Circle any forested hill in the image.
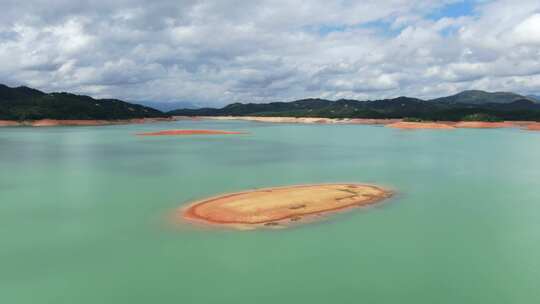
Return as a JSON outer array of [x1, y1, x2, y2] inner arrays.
[[169, 91, 540, 122], [2, 84, 538, 122], [429, 90, 531, 104], [0, 84, 167, 120]]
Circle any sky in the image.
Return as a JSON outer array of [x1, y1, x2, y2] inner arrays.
[[1, 0, 539, 107]]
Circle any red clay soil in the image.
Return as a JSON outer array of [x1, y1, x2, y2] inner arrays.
[[526, 123, 540, 131], [348, 118, 400, 125], [387, 121, 455, 130], [137, 129, 247, 136], [0, 120, 21, 127], [30, 119, 111, 126], [454, 121, 516, 129]]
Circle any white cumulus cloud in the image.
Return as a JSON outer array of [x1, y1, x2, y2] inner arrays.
[[0, 0, 539, 107]]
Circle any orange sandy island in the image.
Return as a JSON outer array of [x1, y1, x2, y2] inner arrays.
[[137, 129, 247, 136], [180, 184, 392, 229]]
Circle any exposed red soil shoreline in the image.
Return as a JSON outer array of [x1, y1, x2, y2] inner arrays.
[[3, 116, 540, 131], [0, 117, 174, 127], [194, 116, 540, 130], [386, 120, 540, 130], [526, 123, 540, 131], [184, 116, 400, 125], [0, 120, 21, 127], [180, 184, 392, 230], [387, 121, 455, 129], [137, 129, 247, 136], [453, 121, 516, 128]]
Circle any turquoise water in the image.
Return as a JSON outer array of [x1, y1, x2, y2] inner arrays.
[[1, 120, 540, 304]]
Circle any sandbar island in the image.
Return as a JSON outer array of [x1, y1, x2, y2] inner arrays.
[[180, 183, 392, 229]]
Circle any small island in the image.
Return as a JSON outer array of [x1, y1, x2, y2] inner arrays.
[[180, 184, 392, 229]]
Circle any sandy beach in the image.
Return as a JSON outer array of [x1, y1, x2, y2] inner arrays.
[[0, 120, 22, 127], [387, 121, 455, 129], [526, 123, 540, 131], [180, 116, 400, 125], [453, 121, 516, 128], [181, 183, 392, 229]]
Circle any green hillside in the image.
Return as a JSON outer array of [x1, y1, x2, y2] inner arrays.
[[170, 91, 540, 122], [0, 84, 167, 120]]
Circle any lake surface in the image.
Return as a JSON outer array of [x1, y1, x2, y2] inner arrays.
[[1, 120, 540, 304]]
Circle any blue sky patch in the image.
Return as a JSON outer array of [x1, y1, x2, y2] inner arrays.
[[428, 0, 478, 20]]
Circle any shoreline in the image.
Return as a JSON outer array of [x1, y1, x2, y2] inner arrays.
[[180, 183, 393, 230], [526, 122, 540, 131], [387, 121, 455, 129], [2, 115, 539, 130], [177, 116, 540, 130], [183, 116, 401, 125], [0, 117, 175, 127]]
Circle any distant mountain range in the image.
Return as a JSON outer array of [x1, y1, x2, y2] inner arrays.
[[430, 90, 533, 104], [169, 90, 540, 121], [0, 84, 167, 120], [2, 83, 539, 122]]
